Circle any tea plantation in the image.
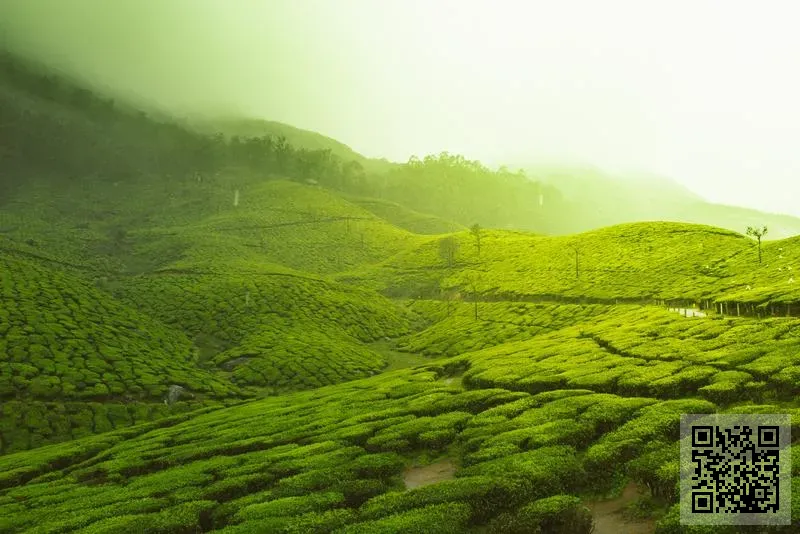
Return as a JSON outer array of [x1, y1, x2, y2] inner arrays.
[[6, 177, 800, 532], [7, 42, 800, 534]]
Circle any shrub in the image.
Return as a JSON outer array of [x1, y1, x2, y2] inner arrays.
[[488, 495, 593, 534], [234, 491, 346, 522], [359, 475, 522, 523], [335, 502, 471, 534]]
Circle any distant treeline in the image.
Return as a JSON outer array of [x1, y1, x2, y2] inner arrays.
[[0, 51, 365, 190], [380, 153, 568, 233], [0, 50, 571, 232]]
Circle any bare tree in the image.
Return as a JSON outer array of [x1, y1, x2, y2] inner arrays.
[[746, 226, 768, 264], [470, 223, 483, 256], [464, 272, 481, 321], [441, 286, 461, 317], [439, 236, 459, 268]]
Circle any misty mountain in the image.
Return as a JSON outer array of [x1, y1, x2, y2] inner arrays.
[[522, 165, 800, 238], [3, 47, 800, 240]]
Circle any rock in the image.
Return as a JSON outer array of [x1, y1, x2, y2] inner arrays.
[[165, 384, 186, 406]]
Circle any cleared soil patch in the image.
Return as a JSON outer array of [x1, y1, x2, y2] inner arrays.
[[669, 307, 706, 317], [403, 458, 457, 489], [586, 482, 656, 534]]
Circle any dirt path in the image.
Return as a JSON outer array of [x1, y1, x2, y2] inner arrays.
[[402, 458, 457, 489], [586, 482, 656, 534], [368, 340, 431, 372]]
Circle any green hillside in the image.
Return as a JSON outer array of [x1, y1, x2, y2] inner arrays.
[[342, 196, 465, 235], [338, 222, 753, 301], [4, 47, 800, 534]]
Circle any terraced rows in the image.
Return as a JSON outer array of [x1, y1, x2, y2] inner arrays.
[[163, 180, 424, 275], [113, 272, 415, 389], [713, 235, 800, 305], [214, 325, 387, 390], [343, 196, 465, 235], [2, 349, 798, 533], [0, 254, 239, 402], [342, 220, 800, 321], [456, 306, 800, 404], [340, 222, 755, 300], [0, 400, 221, 455], [396, 301, 617, 357], [0, 365, 711, 533]]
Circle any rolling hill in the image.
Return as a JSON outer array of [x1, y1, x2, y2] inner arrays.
[[4, 47, 800, 534]]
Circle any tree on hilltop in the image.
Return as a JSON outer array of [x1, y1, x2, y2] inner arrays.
[[746, 226, 768, 264]]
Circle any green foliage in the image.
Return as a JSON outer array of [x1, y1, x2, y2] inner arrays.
[[336, 502, 471, 534], [380, 152, 565, 233], [345, 196, 465, 235], [488, 494, 593, 534]]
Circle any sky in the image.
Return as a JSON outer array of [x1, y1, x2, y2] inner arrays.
[[1, 0, 800, 216]]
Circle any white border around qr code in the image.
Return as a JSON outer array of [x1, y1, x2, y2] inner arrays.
[[680, 413, 792, 526]]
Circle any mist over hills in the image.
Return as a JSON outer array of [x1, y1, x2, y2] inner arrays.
[[6, 33, 800, 534], [188, 113, 800, 238], [1, 26, 799, 238]]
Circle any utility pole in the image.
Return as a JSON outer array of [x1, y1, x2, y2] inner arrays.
[[569, 245, 580, 279]]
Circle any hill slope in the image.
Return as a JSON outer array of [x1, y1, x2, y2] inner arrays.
[[338, 221, 753, 301], [4, 302, 800, 532], [5, 48, 800, 534]]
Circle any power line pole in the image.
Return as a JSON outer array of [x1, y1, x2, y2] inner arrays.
[[569, 245, 580, 279]]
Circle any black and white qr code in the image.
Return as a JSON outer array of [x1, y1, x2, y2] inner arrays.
[[680, 414, 791, 526], [691, 424, 779, 513]]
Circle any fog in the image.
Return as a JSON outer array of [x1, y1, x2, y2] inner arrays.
[[2, 0, 800, 216]]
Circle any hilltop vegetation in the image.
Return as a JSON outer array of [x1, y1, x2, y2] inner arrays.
[[187, 117, 396, 176], [339, 222, 750, 300], [340, 220, 800, 316]]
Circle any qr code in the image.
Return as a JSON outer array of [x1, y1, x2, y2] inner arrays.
[[680, 414, 791, 526]]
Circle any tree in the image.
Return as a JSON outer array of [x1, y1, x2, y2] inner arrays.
[[342, 160, 366, 190], [439, 236, 459, 268], [464, 271, 481, 321], [470, 223, 483, 256], [441, 286, 460, 317], [746, 226, 768, 264]]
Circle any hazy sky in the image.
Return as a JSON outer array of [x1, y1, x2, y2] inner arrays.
[[2, 1, 800, 216]]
